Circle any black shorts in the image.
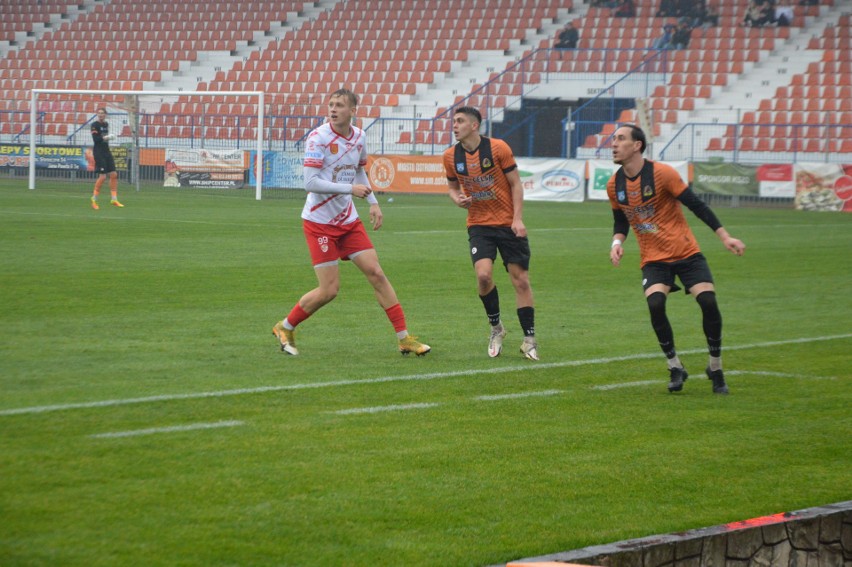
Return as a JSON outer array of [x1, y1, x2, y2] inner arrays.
[[94, 147, 116, 174], [467, 225, 531, 271], [641, 253, 714, 294]]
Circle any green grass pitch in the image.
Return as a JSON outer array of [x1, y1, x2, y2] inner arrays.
[[1, 180, 850, 566]]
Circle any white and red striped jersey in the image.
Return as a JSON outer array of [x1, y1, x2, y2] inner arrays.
[[301, 122, 369, 226]]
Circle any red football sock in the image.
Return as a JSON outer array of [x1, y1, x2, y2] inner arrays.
[[285, 303, 311, 329], [384, 303, 407, 334]]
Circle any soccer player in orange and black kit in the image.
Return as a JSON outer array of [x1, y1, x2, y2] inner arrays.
[[90, 107, 123, 209], [443, 107, 538, 361], [607, 125, 745, 394]]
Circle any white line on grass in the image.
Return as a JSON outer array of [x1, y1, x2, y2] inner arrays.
[[335, 390, 564, 416], [726, 370, 837, 380], [89, 420, 244, 439], [474, 389, 564, 401], [326, 368, 837, 417], [326, 364, 842, 416], [589, 371, 836, 391], [591, 381, 659, 391], [333, 403, 441, 415], [2, 333, 849, 417]]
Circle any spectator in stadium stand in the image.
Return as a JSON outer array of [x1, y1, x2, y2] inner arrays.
[[271, 88, 430, 358], [606, 125, 746, 395], [672, 20, 693, 49], [681, 0, 708, 28], [651, 22, 676, 49], [701, 1, 721, 28], [743, 0, 774, 27], [613, 0, 636, 17], [89, 107, 123, 209], [656, 0, 677, 17], [676, 0, 695, 16], [775, 2, 794, 26], [555, 20, 579, 49], [658, 0, 687, 17], [443, 107, 539, 361]]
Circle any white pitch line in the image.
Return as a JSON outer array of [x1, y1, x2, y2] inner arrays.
[[590, 371, 836, 391], [335, 391, 564, 416], [726, 370, 837, 380], [316, 365, 842, 416], [333, 403, 440, 415], [89, 420, 244, 439], [591, 380, 659, 391], [475, 389, 564, 401], [2, 333, 849, 417]]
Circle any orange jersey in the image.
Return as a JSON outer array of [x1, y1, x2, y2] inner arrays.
[[607, 160, 701, 266], [443, 137, 517, 227]]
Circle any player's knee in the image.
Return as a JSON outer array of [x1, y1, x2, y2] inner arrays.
[[511, 275, 531, 295], [508, 265, 529, 286], [476, 273, 494, 293], [646, 291, 667, 317], [695, 291, 718, 309], [695, 291, 720, 314], [318, 284, 340, 304], [364, 265, 388, 286]]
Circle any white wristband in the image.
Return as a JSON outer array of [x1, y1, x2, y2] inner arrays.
[[611, 238, 623, 249]]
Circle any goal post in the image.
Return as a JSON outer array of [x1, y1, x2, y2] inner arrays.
[[28, 89, 266, 199]]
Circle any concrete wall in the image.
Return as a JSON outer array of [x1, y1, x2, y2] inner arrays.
[[504, 500, 852, 567]]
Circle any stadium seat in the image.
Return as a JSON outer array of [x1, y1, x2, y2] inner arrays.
[[803, 139, 825, 153], [739, 138, 756, 151], [772, 139, 790, 152], [706, 138, 733, 151]]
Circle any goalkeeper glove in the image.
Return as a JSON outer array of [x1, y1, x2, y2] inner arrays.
[[103, 134, 115, 141]]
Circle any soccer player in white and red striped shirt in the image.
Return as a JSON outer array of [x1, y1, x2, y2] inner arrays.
[[272, 89, 430, 357]]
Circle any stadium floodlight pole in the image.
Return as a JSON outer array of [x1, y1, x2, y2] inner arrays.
[[29, 89, 264, 198]]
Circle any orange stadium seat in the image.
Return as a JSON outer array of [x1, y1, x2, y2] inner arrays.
[[772, 138, 791, 152], [739, 138, 756, 152]]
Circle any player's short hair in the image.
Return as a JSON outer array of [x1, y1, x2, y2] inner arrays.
[[454, 106, 482, 127], [96, 107, 107, 114], [623, 124, 647, 153], [330, 88, 358, 108]]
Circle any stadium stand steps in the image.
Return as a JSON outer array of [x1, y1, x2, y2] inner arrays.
[[572, 0, 851, 161], [701, 10, 852, 161]]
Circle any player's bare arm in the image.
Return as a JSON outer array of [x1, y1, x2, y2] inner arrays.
[[368, 203, 383, 230], [610, 232, 628, 267], [716, 227, 746, 256], [448, 179, 472, 209], [506, 169, 526, 237], [609, 208, 630, 267]]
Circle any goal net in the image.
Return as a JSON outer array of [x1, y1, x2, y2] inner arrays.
[[24, 89, 310, 199]]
